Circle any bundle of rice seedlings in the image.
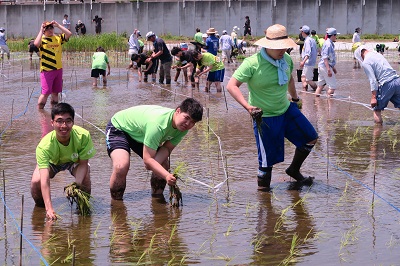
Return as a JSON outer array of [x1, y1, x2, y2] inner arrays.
[[169, 174, 183, 208], [250, 107, 263, 134], [64, 182, 93, 216]]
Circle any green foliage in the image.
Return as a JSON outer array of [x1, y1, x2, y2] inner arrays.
[[63, 32, 128, 52]]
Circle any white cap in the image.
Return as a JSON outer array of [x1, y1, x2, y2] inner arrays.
[[202, 33, 208, 38]]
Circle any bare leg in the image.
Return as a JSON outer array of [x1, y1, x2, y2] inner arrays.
[[215, 81, 222, 92], [31, 165, 45, 206], [92, 77, 97, 86], [373, 110, 383, 124], [301, 76, 308, 91], [315, 85, 324, 97], [102, 75, 107, 85], [109, 149, 130, 200], [37, 94, 49, 109]]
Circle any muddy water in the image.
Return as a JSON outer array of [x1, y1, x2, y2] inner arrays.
[[0, 50, 400, 265]]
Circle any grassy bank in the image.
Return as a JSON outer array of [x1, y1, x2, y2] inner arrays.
[[6, 32, 399, 52]]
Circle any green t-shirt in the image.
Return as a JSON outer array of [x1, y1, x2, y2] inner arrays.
[[36, 125, 96, 169], [197, 52, 224, 72], [194, 32, 203, 44], [311, 35, 321, 48], [232, 52, 293, 117], [111, 105, 188, 150], [138, 39, 144, 47], [92, 51, 109, 70]]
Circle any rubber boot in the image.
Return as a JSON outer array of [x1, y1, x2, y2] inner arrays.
[[285, 147, 314, 185], [144, 75, 148, 82], [166, 79, 171, 85], [257, 167, 272, 191]]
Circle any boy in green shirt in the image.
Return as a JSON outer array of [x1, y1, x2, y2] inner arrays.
[[91, 46, 111, 86], [194, 52, 225, 92], [106, 98, 203, 200], [31, 103, 96, 221]]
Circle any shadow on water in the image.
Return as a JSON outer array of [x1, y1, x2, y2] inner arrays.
[[1, 50, 400, 264]]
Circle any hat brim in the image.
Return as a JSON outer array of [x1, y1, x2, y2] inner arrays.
[[206, 31, 217, 34], [254, 37, 297, 49]]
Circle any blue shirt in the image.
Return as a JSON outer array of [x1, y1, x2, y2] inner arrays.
[[206, 35, 219, 55], [362, 51, 399, 91], [0, 32, 7, 46], [318, 38, 336, 68], [301, 36, 317, 66]]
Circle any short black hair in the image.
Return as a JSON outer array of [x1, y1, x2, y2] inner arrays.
[[171, 46, 182, 56], [196, 28, 200, 32], [51, 103, 75, 120], [96, 46, 105, 52], [311, 30, 316, 35], [177, 98, 203, 122], [131, 53, 141, 61]]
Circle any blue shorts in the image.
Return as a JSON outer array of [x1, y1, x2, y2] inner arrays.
[[254, 102, 318, 167], [376, 77, 400, 111], [207, 69, 225, 82]]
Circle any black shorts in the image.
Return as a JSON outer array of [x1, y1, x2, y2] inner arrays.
[[91, 68, 106, 78], [244, 28, 252, 36], [105, 121, 143, 158], [29, 44, 39, 53]]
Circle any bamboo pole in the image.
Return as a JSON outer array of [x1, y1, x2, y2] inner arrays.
[[19, 194, 24, 266]]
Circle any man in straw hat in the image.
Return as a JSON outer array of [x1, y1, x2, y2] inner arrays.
[[354, 44, 400, 124], [227, 24, 318, 191], [205, 28, 219, 56]]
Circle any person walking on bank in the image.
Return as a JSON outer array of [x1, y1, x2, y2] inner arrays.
[[226, 24, 318, 191], [105, 98, 203, 200], [243, 16, 252, 41], [34, 21, 72, 109], [62, 14, 71, 31], [352, 27, 362, 68], [299, 25, 317, 91], [92, 15, 103, 34], [354, 45, 400, 124], [315, 28, 339, 97], [31, 103, 96, 221], [75, 20, 87, 36], [146, 31, 173, 85]]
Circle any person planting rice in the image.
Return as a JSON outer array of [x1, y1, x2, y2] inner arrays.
[[31, 103, 96, 221], [105, 98, 203, 200], [354, 45, 400, 124], [226, 24, 318, 191], [91, 46, 111, 87]]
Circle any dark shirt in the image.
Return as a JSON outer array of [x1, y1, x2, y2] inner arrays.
[[133, 53, 149, 68], [244, 19, 251, 30], [75, 23, 86, 35], [93, 17, 103, 27], [153, 38, 172, 63]]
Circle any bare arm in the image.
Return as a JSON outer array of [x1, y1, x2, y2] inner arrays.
[[52, 20, 72, 40], [287, 75, 299, 100], [74, 159, 89, 186], [142, 141, 176, 186], [226, 77, 257, 113], [39, 168, 57, 220], [34, 22, 46, 48]]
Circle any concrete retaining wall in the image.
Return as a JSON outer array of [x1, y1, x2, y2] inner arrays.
[[1, 0, 399, 38]]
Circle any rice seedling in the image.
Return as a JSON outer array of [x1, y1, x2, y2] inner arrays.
[[279, 233, 302, 265], [223, 221, 234, 237], [251, 234, 268, 254], [64, 182, 93, 216], [168, 224, 177, 245], [339, 222, 364, 261], [93, 221, 101, 238], [385, 234, 399, 249]]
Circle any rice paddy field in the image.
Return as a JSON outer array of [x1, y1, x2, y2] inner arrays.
[[0, 44, 400, 265]]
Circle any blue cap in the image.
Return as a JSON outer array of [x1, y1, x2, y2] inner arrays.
[[301, 25, 310, 34], [326, 28, 340, 35]]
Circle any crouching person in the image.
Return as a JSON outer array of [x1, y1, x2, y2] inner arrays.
[[31, 103, 96, 220], [106, 98, 203, 200]]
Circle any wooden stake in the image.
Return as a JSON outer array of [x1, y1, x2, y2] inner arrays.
[[19, 194, 24, 266], [72, 245, 76, 266], [3, 170, 5, 221]]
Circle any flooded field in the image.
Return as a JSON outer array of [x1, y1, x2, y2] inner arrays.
[[0, 47, 400, 265]]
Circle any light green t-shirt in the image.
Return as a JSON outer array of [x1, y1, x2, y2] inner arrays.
[[194, 32, 203, 44], [36, 125, 96, 169], [92, 51, 109, 70], [232, 52, 293, 117], [138, 39, 144, 48], [111, 105, 188, 150], [197, 52, 224, 72]]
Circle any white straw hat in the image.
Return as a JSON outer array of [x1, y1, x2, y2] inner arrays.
[[254, 24, 297, 49]]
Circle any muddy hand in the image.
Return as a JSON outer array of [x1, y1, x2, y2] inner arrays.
[[250, 107, 263, 121], [293, 99, 302, 109], [166, 173, 176, 186]]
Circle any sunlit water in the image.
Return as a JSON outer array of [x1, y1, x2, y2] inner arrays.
[[0, 49, 400, 265]]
